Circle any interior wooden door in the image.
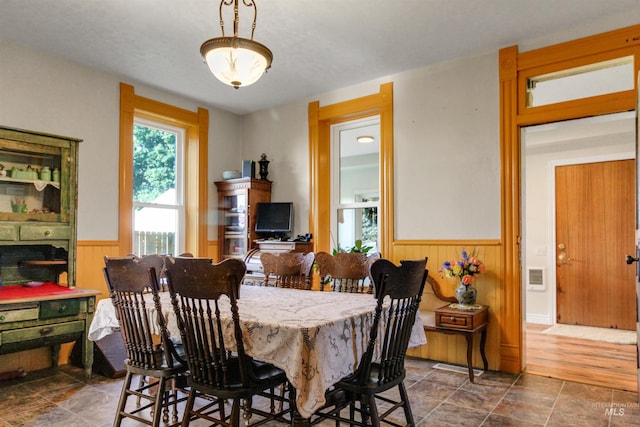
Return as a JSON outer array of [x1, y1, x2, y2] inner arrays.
[[555, 159, 635, 329]]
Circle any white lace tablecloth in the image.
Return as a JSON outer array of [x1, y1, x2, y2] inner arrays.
[[89, 286, 426, 418]]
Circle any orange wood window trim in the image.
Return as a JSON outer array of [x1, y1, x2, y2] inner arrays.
[[517, 46, 639, 123], [308, 83, 393, 256], [499, 23, 640, 374], [118, 83, 209, 256]]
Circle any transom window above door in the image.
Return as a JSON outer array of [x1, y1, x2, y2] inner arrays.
[[526, 56, 634, 107]]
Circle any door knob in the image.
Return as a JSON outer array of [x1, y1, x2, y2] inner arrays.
[[557, 252, 572, 264], [626, 255, 639, 264]]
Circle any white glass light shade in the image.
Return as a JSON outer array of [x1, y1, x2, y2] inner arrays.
[[201, 37, 273, 89], [357, 135, 374, 143]]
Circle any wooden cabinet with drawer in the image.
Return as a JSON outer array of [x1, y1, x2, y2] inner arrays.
[[0, 290, 100, 378], [435, 304, 488, 330], [0, 127, 99, 378], [424, 304, 489, 383]]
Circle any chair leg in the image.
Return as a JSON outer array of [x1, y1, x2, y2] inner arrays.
[[137, 375, 147, 407], [241, 397, 254, 425], [277, 383, 286, 413], [230, 399, 241, 426], [113, 371, 134, 427], [151, 377, 168, 427], [162, 389, 171, 424], [219, 397, 227, 423], [162, 377, 180, 425], [272, 385, 278, 413], [170, 381, 180, 425], [181, 390, 197, 427], [349, 400, 356, 426], [398, 382, 415, 426], [365, 394, 380, 427]]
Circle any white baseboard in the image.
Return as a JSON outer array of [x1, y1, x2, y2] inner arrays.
[[433, 363, 483, 377], [526, 313, 552, 325]]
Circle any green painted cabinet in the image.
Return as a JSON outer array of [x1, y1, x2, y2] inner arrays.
[[0, 291, 100, 378], [0, 126, 98, 378], [0, 126, 79, 287]]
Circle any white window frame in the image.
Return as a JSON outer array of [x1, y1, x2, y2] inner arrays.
[[132, 118, 186, 255], [330, 116, 380, 252]]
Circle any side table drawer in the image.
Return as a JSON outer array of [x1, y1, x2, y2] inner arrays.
[[434, 305, 488, 331], [436, 312, 472, 329]]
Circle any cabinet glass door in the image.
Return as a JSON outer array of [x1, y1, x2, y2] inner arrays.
[[0, 142, 64, 222], [223, 193, 247, 258]]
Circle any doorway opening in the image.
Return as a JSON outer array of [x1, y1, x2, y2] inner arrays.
[[521, 112, 637, 390]]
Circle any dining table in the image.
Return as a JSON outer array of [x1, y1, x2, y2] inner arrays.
[[88, 285, 426, 421]]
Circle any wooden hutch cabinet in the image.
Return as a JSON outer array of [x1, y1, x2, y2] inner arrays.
[[215, 178, 271, 261], [0, 126, 99, 378]]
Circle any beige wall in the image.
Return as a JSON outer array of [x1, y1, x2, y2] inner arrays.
[[240, 52, 501, 239], [1, 15, 635, 243], [0, 38, 242, 242], [1, 14, 638, 373]]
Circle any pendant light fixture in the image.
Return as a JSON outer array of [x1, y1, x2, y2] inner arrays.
[[200, 0, 273, 89]]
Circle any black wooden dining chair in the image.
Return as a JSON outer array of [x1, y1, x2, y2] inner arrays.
[[164, 256, 292, 427], [311, 257, 428, 426], [315, 251, 380, 293], [103, 255, 189, 427], [126, 253, 193, 291], [132, 253, 168, 290]]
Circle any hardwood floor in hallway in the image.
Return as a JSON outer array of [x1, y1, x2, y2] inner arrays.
[[525, 323, 637, 392]]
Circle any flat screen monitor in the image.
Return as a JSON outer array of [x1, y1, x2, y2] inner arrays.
[[254, 202, 293, 237]]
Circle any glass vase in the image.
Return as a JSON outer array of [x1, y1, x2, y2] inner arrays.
[[455, 282, 477, 306]]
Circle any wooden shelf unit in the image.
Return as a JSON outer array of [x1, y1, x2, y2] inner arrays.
[[214, 178, 272, 261]]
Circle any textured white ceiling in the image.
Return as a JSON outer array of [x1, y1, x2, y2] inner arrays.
[[0, 0, 638, 115]]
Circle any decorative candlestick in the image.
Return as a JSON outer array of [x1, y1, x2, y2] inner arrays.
[[258, 153, 270, 180]]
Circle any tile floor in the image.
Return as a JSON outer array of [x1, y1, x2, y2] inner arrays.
[[0, 358, 638, 426]]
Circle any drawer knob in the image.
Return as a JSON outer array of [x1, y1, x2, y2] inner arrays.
[[58, 305, 67, 313], [450, 316, 456, 322], [40, 327, 53, 336], [44, 230, 51, 236], [0, 314, 5, 322]]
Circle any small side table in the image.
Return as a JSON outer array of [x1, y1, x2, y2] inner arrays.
[[424, 304, 489, 383]]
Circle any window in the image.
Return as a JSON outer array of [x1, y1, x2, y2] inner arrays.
[[132, 119, 185, 255], [526, 56, 634, 107], [119, 83, 209, 257], [331, 117, 380, 253]]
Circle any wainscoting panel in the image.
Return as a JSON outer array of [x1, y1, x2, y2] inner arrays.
[[0, 240, 505, 375], [394, 241, 501, 371]]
